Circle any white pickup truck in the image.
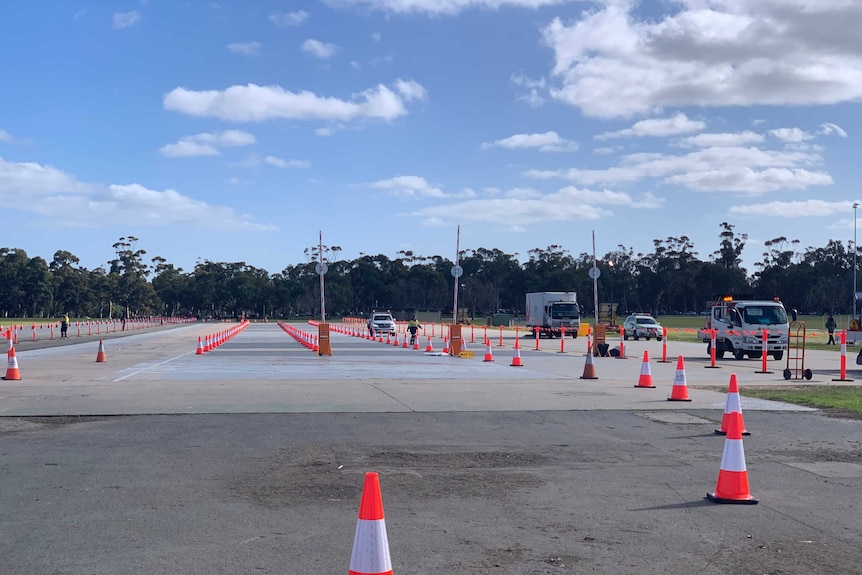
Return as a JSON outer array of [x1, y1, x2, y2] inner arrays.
[[367, 312, 397, 337], [696, 297, 789, 360]]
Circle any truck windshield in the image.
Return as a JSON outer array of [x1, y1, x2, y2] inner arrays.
[[742, 306, 788, 325], [550, 303, 579, 319]]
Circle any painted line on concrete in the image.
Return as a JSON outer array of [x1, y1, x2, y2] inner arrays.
[[112, 351, 197, 382]]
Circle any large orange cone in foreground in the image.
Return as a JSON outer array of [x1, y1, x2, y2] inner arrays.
[[706, 411, 758, 504], [96, 340, 107, 363], [196, 337, 205, 355], [3, 346, 21, 380], [667, 355, 691, 401], [348, 472, 393, 575], [716, 374, 750, 436], [634, 350, 655, 388], [579, 351, 598, 379]]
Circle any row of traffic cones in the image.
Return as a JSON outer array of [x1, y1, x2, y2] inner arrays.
[[196, 321, 250, 354]]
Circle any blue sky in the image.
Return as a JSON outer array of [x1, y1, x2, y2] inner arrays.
[[2, 0, 861, 275]]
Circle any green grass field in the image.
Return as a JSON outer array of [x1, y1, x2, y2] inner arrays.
[[741, 386, 862, 418]]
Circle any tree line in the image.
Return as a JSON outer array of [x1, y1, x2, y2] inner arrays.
[[0, 224, 856, 320]]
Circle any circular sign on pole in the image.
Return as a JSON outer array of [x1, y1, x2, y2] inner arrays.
[[451, 265, 464, 278], [588, 266, 601, 280], [315, 262, 328, 276]]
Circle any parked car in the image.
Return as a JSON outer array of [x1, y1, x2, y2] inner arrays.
[[623, 314, 663, 340]]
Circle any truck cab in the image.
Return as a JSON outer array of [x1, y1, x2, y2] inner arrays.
[[697, 296, 789, 360]]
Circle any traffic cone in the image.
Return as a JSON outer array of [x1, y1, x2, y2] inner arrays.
[[442, 336, 449, 355], [635, 350, 655, 388], [580, 351, 598, 379], [4, 346, 21, 380], [510, 338, 523, 367], [483, 339, 494, 362], [348, 472, 393, 575], [196, 336, 205, 355], [667, 355, 691, 401], [413, 334, 420, 350], [95, 340, 107, 363], [716, 374, 750, 436], [402, 334, 409, 348], [425, 336, 433, 353], [385, 333, 392, 345], [706, 411, 758, 504]]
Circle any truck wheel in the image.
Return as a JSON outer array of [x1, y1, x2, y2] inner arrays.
[[733, 347, 744, 360], [771, 351, 784, 361], [657, 337, 663, 341], [633, 334, 639, 341]]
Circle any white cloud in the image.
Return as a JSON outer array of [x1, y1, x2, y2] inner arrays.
[[393, 79, 427, 101], [160, 130, 256, 158], [264, 156, 311, 169], [350, 60, 361, 69], [678, 131, 765, 148], [269, 10, 309, 27], [596, 113, 705, 140], [112, 11, 141, 30], [542, 2, 862, 118], [0, 156, 274, 230], [481, 131, 578, 152], [323, 0, 579, 15], [301, 39, 339, 59], [371, 32, 382, 42], [0, 129, 12, 143], [163, 80, 426, 124], [367, 175, 447, 198], [511, 72, 546, 90], [818, 122, 848, 138], [769, 127, 813, 143], [593, 147, 615, 155], [516, 89, 545, 108], [228, 42, 262, 56], [411, 184, 661, 227], [525, 145, 833, 194], [730, 199, 853, 218]]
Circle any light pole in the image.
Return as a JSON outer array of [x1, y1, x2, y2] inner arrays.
[[854, 202, 859, 320]]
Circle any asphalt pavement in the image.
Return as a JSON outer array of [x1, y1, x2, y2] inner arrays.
[[0, 323, 860, 574]]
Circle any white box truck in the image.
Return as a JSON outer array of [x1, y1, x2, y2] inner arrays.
[[696, 295, 789, 360], [526, 292, 581, 338]]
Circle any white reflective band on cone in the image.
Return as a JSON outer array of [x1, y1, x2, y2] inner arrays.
[[725, 393, 741, 413], [349, 518, 392, 574], [719, 439, 748, 472]]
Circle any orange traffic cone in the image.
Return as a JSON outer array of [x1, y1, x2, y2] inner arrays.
[[392, 332, 399, 347], [196, 336, 205, 355], [96, 340, 107, 363], [635, 350, 655, 388], [402, 334, 409, 348], [413, 334, 420, 350], [706, 411, 758, 504], [348, 472, 393, 575], [667, 355, 691, 401], [580, 351, 598, 379], [425, 336, 433, 353], [3, 346, 21, 380], [716, 374, 750, 436], [483, 339, 494, 362], [442, 336, 449, 355], [510, 338, 523, 367], [385, 333, 392, 345]]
